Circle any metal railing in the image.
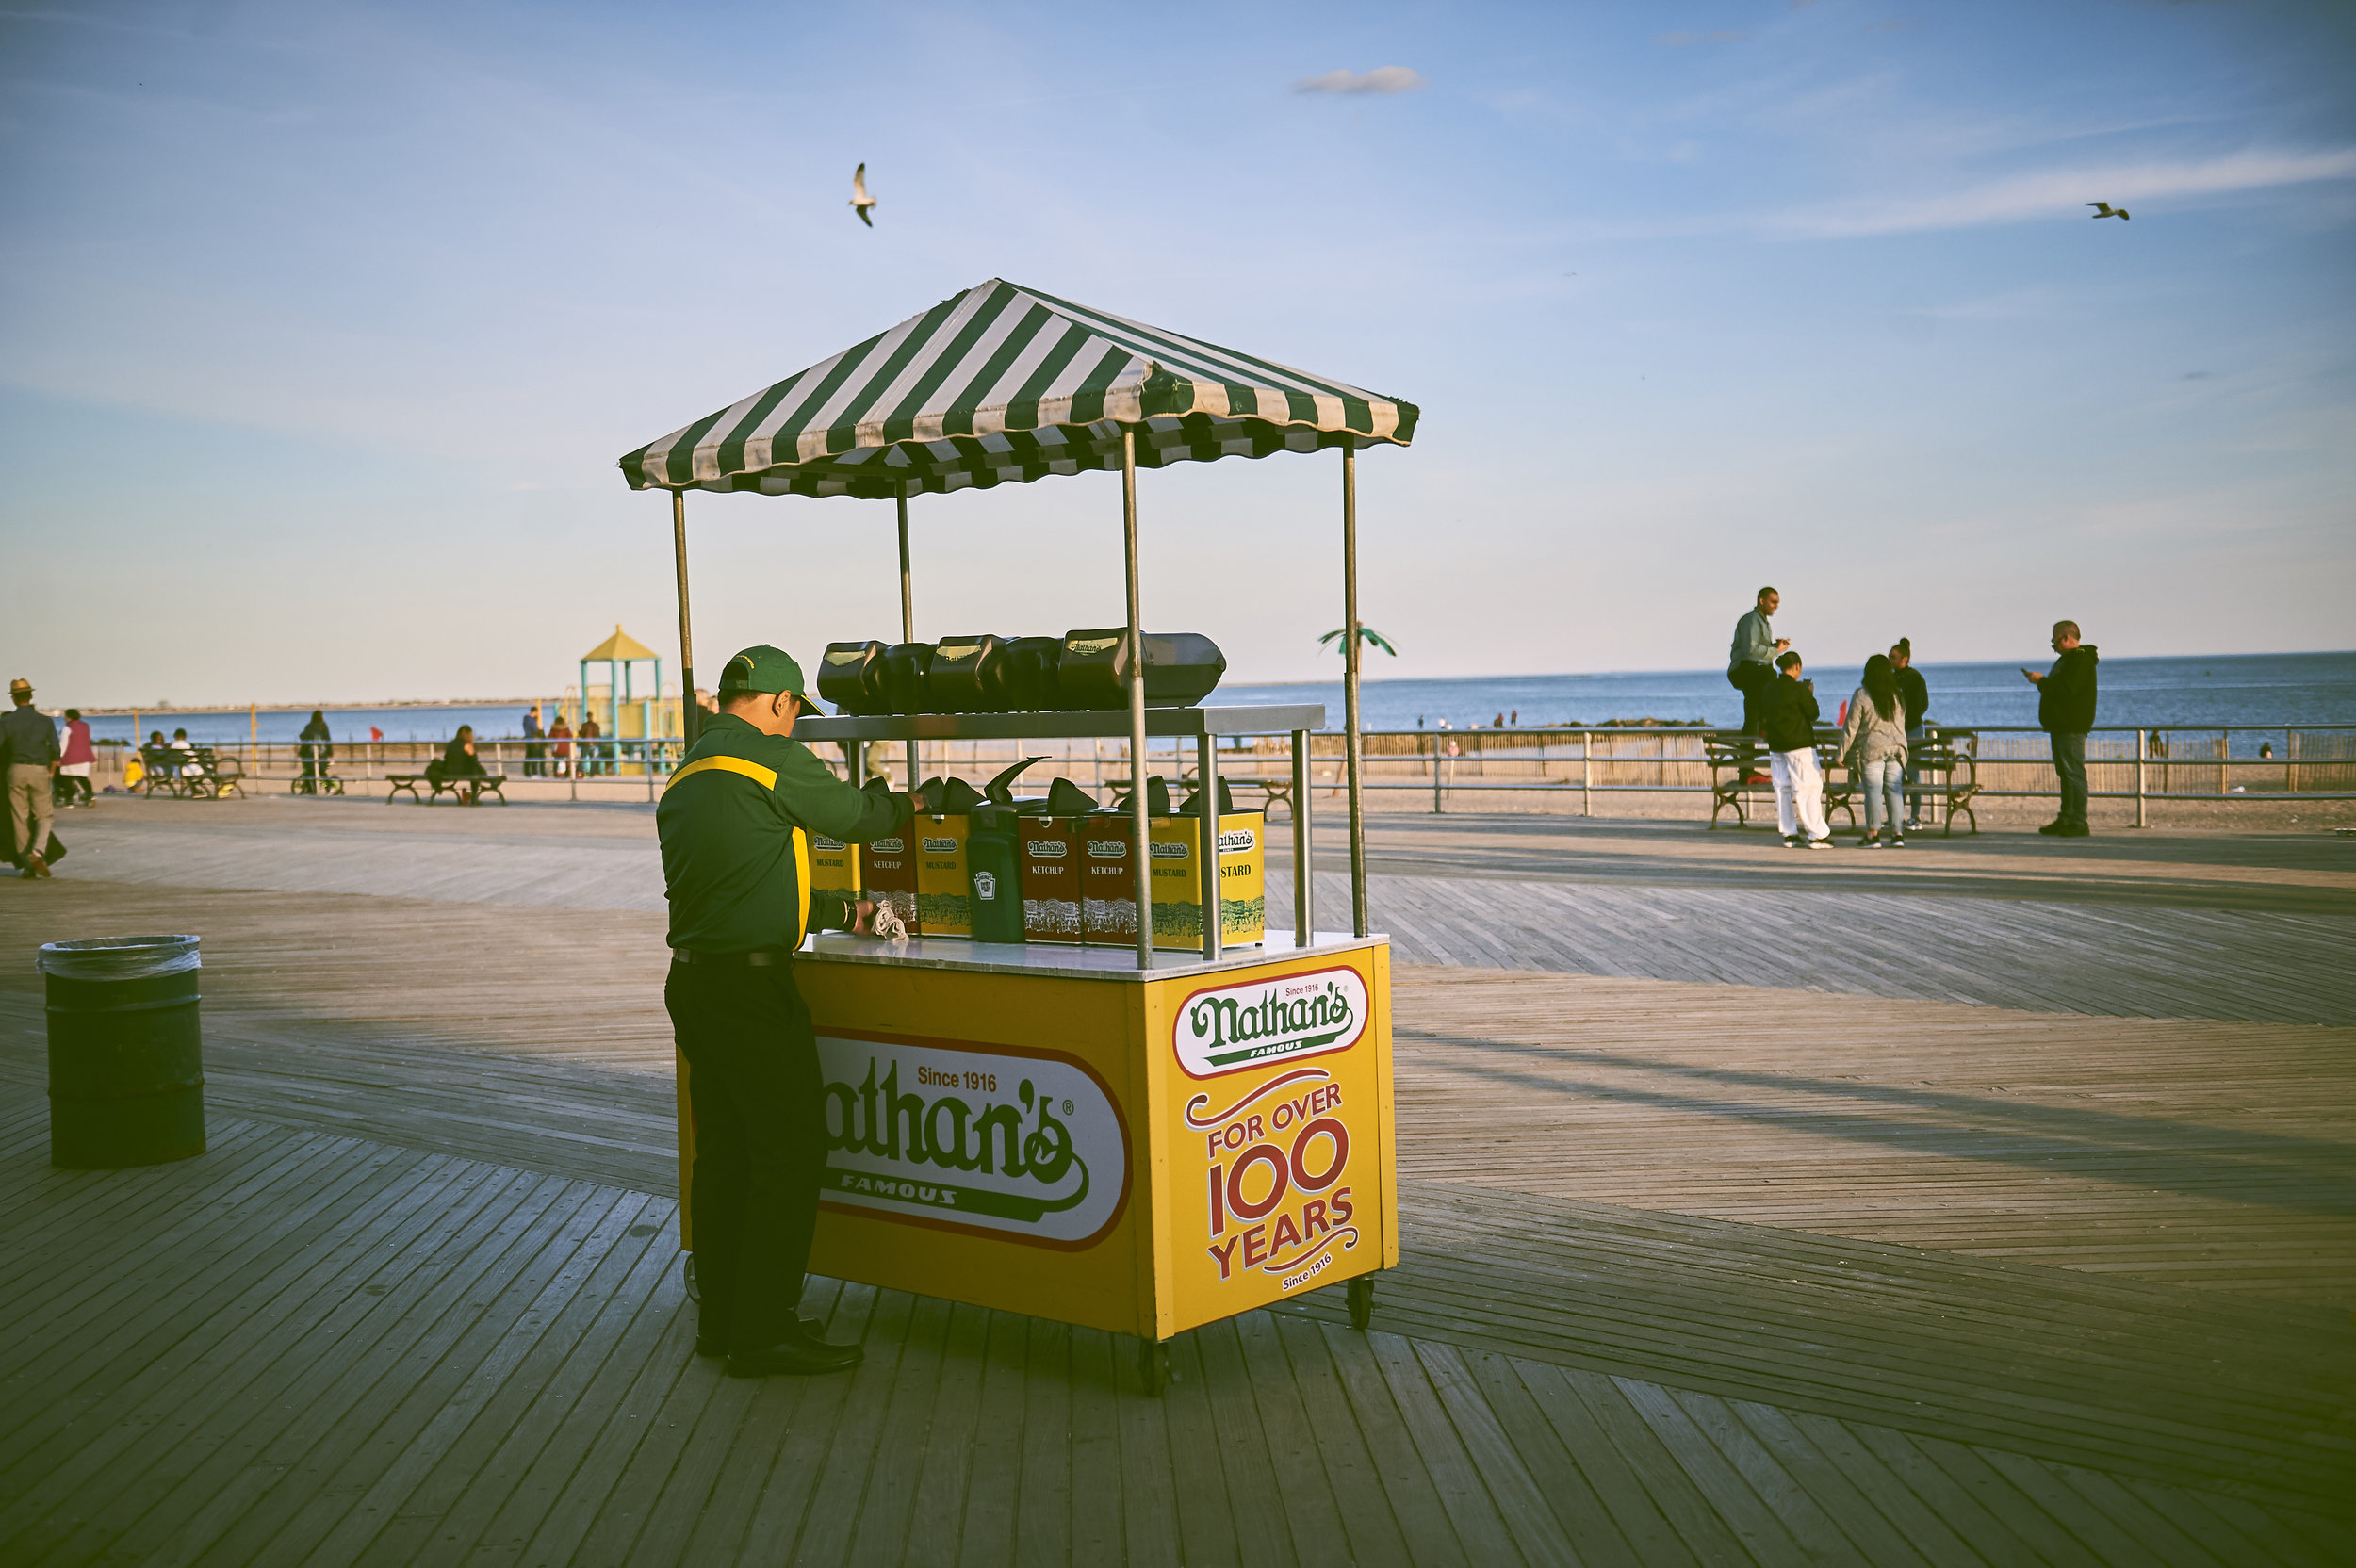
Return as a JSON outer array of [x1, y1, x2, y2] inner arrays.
[[100, 723, 2356, 819]]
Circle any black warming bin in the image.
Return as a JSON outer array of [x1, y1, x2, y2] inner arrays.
[[1055, 629, 1227, 710], [817, 641, 890, 715]]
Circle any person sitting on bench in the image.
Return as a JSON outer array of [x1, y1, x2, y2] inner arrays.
[[434, 725, 491, 806]]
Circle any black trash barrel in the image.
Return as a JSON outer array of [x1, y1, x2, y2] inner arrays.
[[41, 934, 205, 1168]]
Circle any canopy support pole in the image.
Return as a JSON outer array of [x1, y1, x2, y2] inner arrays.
[[1122, 428, 1153, 972], [899, 486, 918, 792], [1343, 445, 1367, 939], [672, 489, 698, 751]]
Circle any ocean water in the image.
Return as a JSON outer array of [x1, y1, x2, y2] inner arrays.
[[1223, 650, 2356, 739], [65, 650, 2356, 751]]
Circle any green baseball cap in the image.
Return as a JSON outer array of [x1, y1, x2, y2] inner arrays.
[[715, 645, 810, 700]]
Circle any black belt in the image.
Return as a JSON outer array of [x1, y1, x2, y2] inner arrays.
[[671, 948, 789, 967]]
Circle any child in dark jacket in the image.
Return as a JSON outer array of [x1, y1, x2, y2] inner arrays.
[[1765, 653, 1832, 848]]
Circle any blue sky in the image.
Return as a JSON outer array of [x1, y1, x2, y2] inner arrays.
[[2, 0, 2349, 707]]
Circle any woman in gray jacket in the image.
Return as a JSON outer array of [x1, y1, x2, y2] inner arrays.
[[1840, 654, 1910, 846]]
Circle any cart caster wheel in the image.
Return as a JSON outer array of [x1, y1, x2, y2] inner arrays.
[[1138, 1338, 1171, 1396], [682, 1252, 699, 1304], [1347, 1276, 1373, 1332]]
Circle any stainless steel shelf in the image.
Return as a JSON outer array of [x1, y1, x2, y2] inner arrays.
[[793, 704, 1326, 742]]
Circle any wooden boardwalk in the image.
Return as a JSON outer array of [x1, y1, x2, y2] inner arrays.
[[0, 806, 2350, 1563], [40, 796, 2356, 1021]]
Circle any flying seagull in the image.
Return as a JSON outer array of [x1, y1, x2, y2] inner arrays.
[[850, 163, 876, 227], [1319, 626, 1399, 658], [2087, 202, 2129, 220]]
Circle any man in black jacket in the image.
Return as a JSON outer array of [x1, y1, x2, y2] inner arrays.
[[1762, 652, 1832, 848], [2024, 621, 2098, 836]]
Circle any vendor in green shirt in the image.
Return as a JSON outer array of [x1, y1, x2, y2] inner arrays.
[[659, 643, 910, 1379]]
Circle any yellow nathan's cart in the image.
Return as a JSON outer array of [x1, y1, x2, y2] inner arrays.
[[625, 279, 1417, 1391]]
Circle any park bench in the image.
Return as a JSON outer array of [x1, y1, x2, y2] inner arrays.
[[1909, 729, 1981, 835], [386, 771, 509, 806], [137, 745, 243, 800], [1703, 731, 1772, 828]]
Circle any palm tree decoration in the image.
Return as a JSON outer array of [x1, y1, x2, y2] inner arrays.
[[1319, 626, 1398, 659]]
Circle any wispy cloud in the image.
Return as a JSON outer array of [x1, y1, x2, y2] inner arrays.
[[1764, 148, 2356, 237], [1291, 66, 1426, 96]]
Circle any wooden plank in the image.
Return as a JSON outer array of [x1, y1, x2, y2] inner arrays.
[[1153, 1328, 1247, 1568], [1313, 1323, 1476, 1568], [1264, 1315, 1419, 1568], [1363, 1330, 1530, 1567], [842, 1291, 954, 1567], [1066, 1326, 1128, 1566], [348, 1193, 680, 1567], [727, 1282, 884, 1562], [1410, 1341, 1584, 1568], [1230, 1312, 1356, 1568], [257, 1181, 648, 1567], [949, 1304, 1033, 1568], [1013, 1315, 1074, 1568]]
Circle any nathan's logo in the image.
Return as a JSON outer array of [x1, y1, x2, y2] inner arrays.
[[922, 836, 957, 853], [811, 835, 846, 852], [1150, 841, 1186, 859], [870, 837, 905, 853], [817, 1036, 1127, 1246], [1086, 840, 1127, 858], [1217, 828, 1256, 855], [1067, 636, 1120, 656], [1026, 840, 1069, 858], [1175, 966, 1368, 1077]]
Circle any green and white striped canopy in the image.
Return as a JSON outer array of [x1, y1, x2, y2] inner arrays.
[[619, 278, 1416, 498]]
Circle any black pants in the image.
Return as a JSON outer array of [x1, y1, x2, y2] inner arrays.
[[1727, 662, 1775, 763], [665, 960, 826, 1353]]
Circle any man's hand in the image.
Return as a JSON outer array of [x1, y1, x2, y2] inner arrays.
[[849, 897, 879, 935], [1775, 639, 1791, 653], [2022, 668, 2043, 685]]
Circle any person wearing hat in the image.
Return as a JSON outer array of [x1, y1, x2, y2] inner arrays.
[[659, 644, 912, 1378], [1, 678, 61, 877]]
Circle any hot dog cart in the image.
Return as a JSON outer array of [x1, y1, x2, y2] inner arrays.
[[623, 280, 1417, 1391]]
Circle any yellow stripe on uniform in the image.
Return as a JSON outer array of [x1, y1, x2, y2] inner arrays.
[[792, 826, 810, 948], [666, 754, 778, 791], [667, 754, 811, 945]]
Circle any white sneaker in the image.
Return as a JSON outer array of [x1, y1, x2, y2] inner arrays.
[[1806, 839, 1834, 851]]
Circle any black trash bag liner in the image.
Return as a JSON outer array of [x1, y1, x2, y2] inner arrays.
[[1179, 777, 1236, 817], [882, 644, 935, 714], [983, 756, 1049, 806], [1023, 776, 1098, 817], [817, 641, 890, 715], [927, 635, 1013, 713], [1055, 629, 1227, 710], [915, 776, 986, 815], [1002, 636, 1067, 710]]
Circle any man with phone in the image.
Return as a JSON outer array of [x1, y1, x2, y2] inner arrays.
[[2023, 622, 2098, 836], [1726, 586, 1790, 779]]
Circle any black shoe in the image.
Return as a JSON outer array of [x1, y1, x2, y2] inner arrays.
[[2037, 820, 2065, 835], [2057, 822, 2091, 837], [1889, 835, 1906, 848], [726, 1333, 863, 1378]]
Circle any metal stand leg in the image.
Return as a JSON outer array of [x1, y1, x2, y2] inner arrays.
[[1138, 1336, 1171, 1396], [1347, 1275, 1373, 1331], [1292, 729, 1313, 947]]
